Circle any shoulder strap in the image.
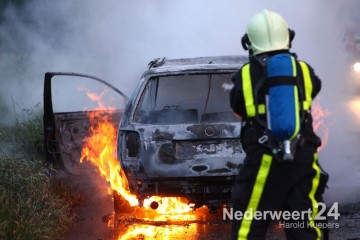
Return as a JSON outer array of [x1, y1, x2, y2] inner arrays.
[[251, 54, 270, 129]]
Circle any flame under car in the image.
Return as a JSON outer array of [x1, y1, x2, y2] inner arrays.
[[43, 56, 247, 213]]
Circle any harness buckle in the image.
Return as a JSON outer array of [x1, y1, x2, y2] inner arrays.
[[258, 135, 268, 144]]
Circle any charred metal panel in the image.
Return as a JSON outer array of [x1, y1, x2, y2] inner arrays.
[[52, 111, 122, 174], [186, 123, 237, 139], [174, 139, 242, 160], [43, 72, 127, 173], [119, 122, 244, 179], [124, 176, 236, 208]]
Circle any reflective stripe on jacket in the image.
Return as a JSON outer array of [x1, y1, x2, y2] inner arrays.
[[241, 60, 314, 118]]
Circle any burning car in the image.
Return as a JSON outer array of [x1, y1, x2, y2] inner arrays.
[[43, 56, 247, 213]]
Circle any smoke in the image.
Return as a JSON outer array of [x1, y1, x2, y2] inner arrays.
[[0, 0, 359, 202]]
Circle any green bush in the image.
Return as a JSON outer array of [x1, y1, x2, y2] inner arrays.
[[0, 154, 79, 240]]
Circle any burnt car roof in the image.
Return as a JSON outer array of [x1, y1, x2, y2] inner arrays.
[[144, 55, 248, 75]]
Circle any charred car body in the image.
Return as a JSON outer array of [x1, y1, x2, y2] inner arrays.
[[43, 56, 247, 212], [118, 56, 246, 211]]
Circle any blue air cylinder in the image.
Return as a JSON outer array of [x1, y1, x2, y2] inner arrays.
[[266, 53, 300, 142]]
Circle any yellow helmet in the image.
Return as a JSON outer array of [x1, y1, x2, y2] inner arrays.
[[242, 10, 294, 55]]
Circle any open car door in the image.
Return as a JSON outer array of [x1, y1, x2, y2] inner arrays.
[[43, 72, 128, 174]]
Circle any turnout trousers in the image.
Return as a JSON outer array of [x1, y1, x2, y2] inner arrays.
[[231, 143, 328, 240]]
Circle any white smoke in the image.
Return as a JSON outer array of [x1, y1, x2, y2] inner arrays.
[[0, 0, 359, 202]]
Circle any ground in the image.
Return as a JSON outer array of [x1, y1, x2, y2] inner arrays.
[[63, 164, 360, 240]]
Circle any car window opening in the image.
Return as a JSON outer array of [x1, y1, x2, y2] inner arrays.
[[133, 73, 238, 124]]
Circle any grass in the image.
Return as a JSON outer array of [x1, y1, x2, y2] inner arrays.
[[0, 154, 80, 240], [0, 103, 43, 155], [0, 105, 81, 240]]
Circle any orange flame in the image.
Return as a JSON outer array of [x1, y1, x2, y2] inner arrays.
[[311, 101, 332, 150], [348, 97, 360, 122], [79, 88, 194, 218], [80, 112, 138, 202], [118, 224, 199, 240]]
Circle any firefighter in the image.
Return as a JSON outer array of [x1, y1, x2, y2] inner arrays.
[[230, 10, 329, 240]]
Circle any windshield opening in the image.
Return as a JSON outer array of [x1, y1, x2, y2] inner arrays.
[[133, 73, 238, 124]]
